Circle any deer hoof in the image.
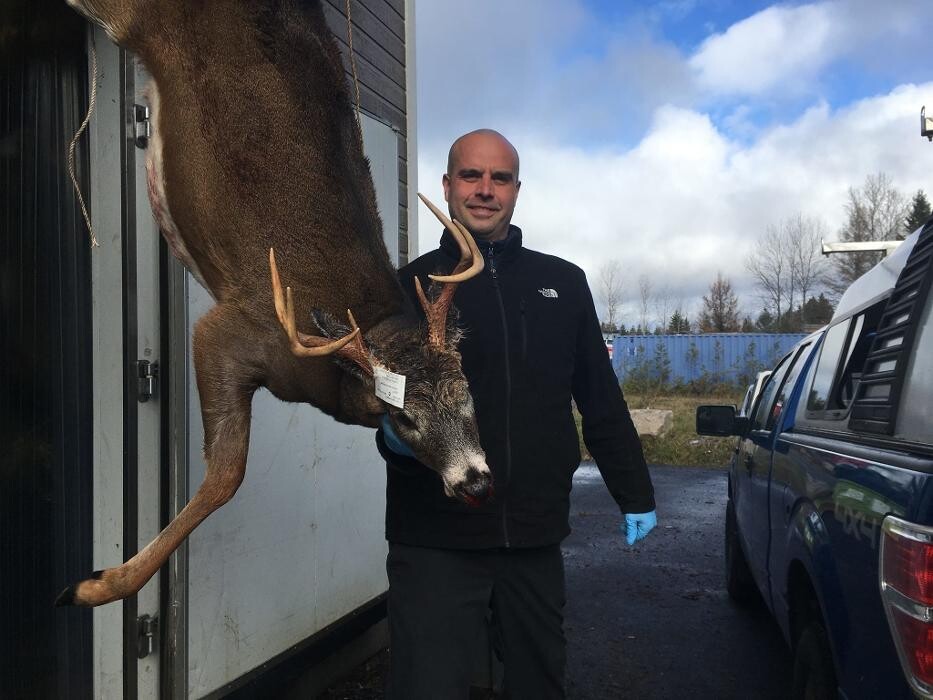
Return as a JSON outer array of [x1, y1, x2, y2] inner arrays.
[[54, 586, 76, 607], [54, 570, 111, 607]]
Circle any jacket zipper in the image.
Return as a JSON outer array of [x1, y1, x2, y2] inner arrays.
[[487, 245, 511, 548], [520, 298, 527, 361]]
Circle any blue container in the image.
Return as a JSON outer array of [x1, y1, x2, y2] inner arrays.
[[611, 333, 808, 386]]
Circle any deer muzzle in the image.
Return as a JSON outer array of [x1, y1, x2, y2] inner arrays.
[[442, 454, 493, 507]]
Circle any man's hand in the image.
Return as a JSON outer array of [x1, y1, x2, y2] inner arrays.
[[381, 414, 415, 458], [621, 510, 657, 545]]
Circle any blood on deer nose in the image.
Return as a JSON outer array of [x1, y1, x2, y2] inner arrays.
[[459, 467, 493, 507]]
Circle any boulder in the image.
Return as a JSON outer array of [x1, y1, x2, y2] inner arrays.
[[630, 409, 673, 438]]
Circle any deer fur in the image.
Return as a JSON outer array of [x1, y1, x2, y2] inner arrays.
[[57, 0, 491, 607]]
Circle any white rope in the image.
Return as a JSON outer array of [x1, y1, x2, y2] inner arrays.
[[68, 41, 99, 248], [345, 0, 362, 126]]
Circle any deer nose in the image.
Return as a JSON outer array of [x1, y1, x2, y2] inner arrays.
[[459, 467, 493, 507]]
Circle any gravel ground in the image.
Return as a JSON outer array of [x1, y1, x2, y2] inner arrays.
[[322, 464, 792, 699]]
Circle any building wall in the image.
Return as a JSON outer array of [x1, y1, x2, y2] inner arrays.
[[613, 333, 809, 386], [323, 0, 411, 265]]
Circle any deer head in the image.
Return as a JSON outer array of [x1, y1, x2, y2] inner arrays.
[[269, 194, 492, 504]]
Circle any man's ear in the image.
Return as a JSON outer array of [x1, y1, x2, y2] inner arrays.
[[310, 309, 381, 383]]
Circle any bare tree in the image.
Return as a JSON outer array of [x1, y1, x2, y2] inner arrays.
[[746, 224, 788, 326], [828, 173, 908, 298], [747, 213, 828, 329], [598, 260, 623, 331], [787, 214, 828, 326], [698, 272, 740, 332], [638, 274, 653, 333], [653, 284, 674, 334]]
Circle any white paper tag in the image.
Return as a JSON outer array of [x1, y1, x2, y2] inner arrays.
[[374, 366, 406, 408]]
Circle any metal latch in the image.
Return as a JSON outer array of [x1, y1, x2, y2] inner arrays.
[[137, 614, 158, 659], [137, 360, 159, 403], [134, 103, 150, 149]]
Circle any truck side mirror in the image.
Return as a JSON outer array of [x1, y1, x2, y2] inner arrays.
[[696, 405, 748, 436]]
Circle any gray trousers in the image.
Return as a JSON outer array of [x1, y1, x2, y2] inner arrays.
[[386, 542, 566, 700]]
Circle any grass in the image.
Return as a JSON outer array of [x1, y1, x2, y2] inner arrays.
[[576, 391, 744, 468]]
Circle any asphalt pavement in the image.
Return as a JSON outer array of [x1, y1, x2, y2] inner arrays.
[[564, 464, 791, 699], [323, 464, 793, 699]]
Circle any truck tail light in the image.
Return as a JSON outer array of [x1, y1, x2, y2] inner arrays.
[[880, 516, 933, 698]]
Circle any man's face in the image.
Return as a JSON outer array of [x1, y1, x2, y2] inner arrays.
[[443, 133, 521, 242]]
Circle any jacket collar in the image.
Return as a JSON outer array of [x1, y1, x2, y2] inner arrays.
[[439, 224, 523, 265]]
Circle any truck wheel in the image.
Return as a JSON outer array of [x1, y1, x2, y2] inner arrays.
[[792, 621, 837, 700], [725, 499, 758, 605]]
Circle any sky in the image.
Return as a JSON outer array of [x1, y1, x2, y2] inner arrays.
[[413, 0, 933, 328]]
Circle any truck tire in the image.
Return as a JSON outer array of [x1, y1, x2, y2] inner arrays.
[[792, 621, 837, 700], [725, 498, 758, 606]]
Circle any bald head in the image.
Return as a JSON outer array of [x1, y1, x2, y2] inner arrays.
[[442, 130, 522, 242], [447, 129, 520, 181]]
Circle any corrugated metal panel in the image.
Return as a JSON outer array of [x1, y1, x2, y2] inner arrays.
[[612, 333, 808, 385]]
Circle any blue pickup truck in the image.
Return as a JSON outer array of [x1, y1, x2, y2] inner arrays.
[[697, 221, 933, 699]]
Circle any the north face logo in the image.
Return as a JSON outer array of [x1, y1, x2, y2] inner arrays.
[[538, 288, 558, 298]]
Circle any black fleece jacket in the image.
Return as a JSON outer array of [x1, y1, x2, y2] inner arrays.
[[378, 225, 655, 549]]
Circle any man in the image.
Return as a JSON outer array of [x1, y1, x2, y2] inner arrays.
[[377, 129, 656, 699]]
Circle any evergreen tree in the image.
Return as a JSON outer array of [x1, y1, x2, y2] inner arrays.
[[741, 316, 755, 333], [904, 190, 932, 237], [667, 310, 691, 334], [756, 309, 775, 332], [801, 294, 834, 326]]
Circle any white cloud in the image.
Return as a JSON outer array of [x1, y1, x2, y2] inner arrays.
[[691, 4, 833, 96], [415, 0, 692, 149], [690, 0, 928, 98]]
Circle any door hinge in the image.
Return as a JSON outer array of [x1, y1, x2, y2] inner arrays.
[[134, 103, 150, 149], [137, 614, 159, 659], [137, 359, 159, 403]]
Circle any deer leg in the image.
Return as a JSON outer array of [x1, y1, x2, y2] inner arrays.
[[56, 306, 260, 607]]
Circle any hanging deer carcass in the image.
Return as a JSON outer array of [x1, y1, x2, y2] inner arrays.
[[57, 0, 492, 607]]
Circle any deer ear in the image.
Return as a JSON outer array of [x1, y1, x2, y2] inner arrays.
[[310, 309, 380, 383]]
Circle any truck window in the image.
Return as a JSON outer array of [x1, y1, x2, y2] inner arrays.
[[807, 320, 851, 412], [806, 300, 887, 419], [751, 353, 793, 431], [769, 342, 813, 431]]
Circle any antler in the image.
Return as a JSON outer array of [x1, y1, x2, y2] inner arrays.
[[414, 193, 485, 348], [269, 248, 366, 361]]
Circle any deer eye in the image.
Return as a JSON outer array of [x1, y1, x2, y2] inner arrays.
[[395, 413, 418, 431]]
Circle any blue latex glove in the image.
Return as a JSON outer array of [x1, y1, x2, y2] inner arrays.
[[622, 510, 657, 545], [381, 414, 415, 458]]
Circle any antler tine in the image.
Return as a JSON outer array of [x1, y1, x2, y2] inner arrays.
[[430, 219, 483, 282], [341, 309, 376, 376], [417, 192, 484, 283], [414, 276, 448, 348], [268, 247, 360, 357]]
